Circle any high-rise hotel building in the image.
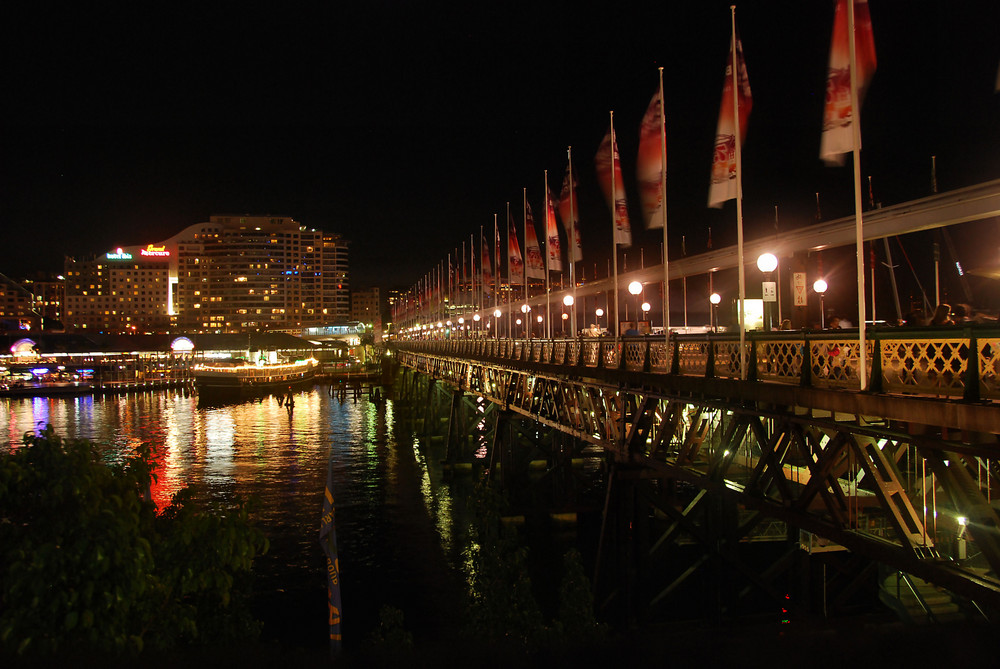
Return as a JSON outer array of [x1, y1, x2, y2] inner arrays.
[[62, 215, 349, 334], [175, 215, 349, 331]]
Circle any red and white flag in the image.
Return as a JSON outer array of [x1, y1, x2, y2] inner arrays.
[[558, 158, 583, 262], [508, 212, 524, 284], [524, 201, 545, 279], [545, 185, 563, 272], [638, 82, 666, 228], [708, 27, 752, 207], [820, 0, 876, 165], [595, 123, 632, 246]]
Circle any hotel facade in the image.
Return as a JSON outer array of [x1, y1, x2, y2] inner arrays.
[[61, 215, 350, 334]]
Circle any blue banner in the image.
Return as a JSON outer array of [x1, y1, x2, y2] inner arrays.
[[319, 454, 343, 656]]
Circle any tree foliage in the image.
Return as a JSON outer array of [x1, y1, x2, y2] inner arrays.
[[0, 426, 268, 658], [461, 473, 604, 651]]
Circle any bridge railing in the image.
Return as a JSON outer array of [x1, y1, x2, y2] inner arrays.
[[396, 324, 1000, 402]]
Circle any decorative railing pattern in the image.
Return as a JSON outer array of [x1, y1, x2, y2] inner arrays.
[[396, 325, 1000, 402]]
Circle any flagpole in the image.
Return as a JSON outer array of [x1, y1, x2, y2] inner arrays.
[[465, 232, 476, 330], [848, 0, 868, 389], [610, 111, 620, 342], [658, 66, 669, 344], [523, 188, 529, 338], [731, 5, 747, 380], [506, 202, 512, 339], [682, 236, 688, 331], [567, 146, 578, 338], [543, 171, 552, 339]]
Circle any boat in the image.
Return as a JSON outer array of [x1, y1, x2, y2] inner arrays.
[[0, 380, 94, 397], [193, 355, 318, 394]]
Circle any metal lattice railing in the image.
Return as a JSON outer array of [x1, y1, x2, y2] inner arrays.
[[398, 325, 1000, 401]]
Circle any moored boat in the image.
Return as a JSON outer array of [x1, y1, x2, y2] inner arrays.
[[193, 356, 318, 394]]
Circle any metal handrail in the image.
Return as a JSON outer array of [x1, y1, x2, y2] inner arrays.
[[395, 324, 1000, 402]]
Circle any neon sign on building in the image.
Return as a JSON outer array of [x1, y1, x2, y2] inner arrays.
[[106, 247, 133, 260], [140, 244, 171, 257]]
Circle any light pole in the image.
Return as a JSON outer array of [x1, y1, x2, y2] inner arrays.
[[628, 281, 642, 334], [596, 307, 605, 336], [757, 252, 778, 331], [641, 301, 651, 333], [493, 309, 501, 339], [813, 279, 828, 328], [563, 294, 575, 337], [458, 316, 465, 338], [521, 304, 530, 339], [536, 314, 543, 339], [710, 292, 721, 333], [473, 313, 481, 337]]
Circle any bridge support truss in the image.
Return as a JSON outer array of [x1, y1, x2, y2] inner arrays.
[[395, 344, 1000, 621]]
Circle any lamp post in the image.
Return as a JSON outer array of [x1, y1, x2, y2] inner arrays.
[[458, 316, 465, 338], [473, 313, 481, 337], [563, 294, 575, 337], [536, 314, 544, 339], [521, 304, 530, 339], [596, 307, 605, 336], [628, 281, 642, 334], [710, 292, 721, 333], [641, 301, 651, 333], [813, 279, 828, 328], [493, 309, 501, 339], [757, 252, 778, 331]]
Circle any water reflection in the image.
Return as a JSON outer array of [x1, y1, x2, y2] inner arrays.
[[0, 388, 464, 596]]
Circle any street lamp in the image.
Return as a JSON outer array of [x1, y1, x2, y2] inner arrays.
[[710, 292, 721, 332], [563, 294, 575, 337], [641, 302, 651, 332], [813, 279, 828, 328], [493, 308, 501, 339], [757, 252, 778, 331], [596, 307, 605, 335], [628, 281, 642, 331]]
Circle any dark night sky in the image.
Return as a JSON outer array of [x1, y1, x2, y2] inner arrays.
[[1, 1, 998, 296]]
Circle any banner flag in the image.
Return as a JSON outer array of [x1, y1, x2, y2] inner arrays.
[[638, 82, 666, 228], [820, 0, 877, 165], [558, 160, 583, 262], [508, 211, 524, 284], [524, 201, 545, 279], [545, 185, 563, 272], [708, 27, 752, 207], [595, 124, 632, 246], [319, 454, 343, 657]]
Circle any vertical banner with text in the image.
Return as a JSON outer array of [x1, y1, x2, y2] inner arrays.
[[319, 454, 343, 657]]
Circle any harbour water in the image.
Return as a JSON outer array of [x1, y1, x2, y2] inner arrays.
[[0, 385, 478, 650]]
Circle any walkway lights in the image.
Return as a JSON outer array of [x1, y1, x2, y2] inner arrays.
[[710, 292, 721, 332], [813, 279, 828, 328], [563, 294, 575, 337], [628, 281, 642, 332], [757, 252, 778, 331]]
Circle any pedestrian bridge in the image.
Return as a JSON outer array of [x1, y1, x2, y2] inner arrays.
[[391, 327, 1000, 618]]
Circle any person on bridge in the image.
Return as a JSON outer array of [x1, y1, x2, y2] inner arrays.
[[930, 304, 954, 326]]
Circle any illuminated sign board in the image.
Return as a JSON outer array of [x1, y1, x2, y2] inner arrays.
[[140, 244, 170, 257], [106, 247, 133, 260]]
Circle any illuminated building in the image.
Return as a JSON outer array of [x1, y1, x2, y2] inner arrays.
[[174, 215, 350, 332], [0, 273, 37, 330], [351, 287, 380, 325], [64, 250, 171, 333]]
